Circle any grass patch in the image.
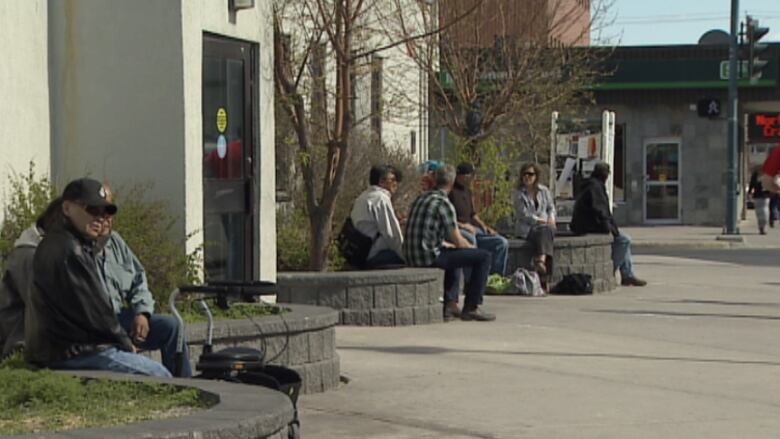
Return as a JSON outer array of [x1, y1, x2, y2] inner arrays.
[[0, 353, 211, 435], [178, 300, 289, 323]]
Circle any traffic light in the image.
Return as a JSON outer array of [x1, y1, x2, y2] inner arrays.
[[746, 15, 769, 83]]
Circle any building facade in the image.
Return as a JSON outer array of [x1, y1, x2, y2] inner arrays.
[[1, 0, 276, 282], [594, 44, 780, 226], [439, 0, 590, 48]]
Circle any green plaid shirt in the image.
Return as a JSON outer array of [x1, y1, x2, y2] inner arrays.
[[403, 189, 458, 267]]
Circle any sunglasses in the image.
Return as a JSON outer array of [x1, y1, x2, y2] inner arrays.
[[82, 204, 114, 218], [523, 172, 536, 177]]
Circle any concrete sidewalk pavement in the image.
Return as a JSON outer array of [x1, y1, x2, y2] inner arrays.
[[297, 250, 780, 438], [623, 209, 780, 250]]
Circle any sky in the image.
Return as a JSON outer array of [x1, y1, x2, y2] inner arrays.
[[597, 0, 780, 46]]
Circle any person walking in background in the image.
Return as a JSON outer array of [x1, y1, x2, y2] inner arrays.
[[514, 163, 556, 280], [749, 165, 771, 235]]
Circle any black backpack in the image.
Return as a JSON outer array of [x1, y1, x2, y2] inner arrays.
[[551, 273, 593, 295], [336, 217, 375, 268]]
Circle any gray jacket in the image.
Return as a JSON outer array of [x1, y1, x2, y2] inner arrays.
[[514, 184, 556, 238], [0, 225, 43, 357]]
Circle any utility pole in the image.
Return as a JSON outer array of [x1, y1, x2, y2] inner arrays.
[[724, 0, 740, 236]]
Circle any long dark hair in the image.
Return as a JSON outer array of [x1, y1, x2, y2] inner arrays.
[[36, 197, 64, 232], [518, 163, 543, 190]]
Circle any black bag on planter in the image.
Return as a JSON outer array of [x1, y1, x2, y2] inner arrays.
[[336, 217, 375, 268], [551, 273, 593, 295]]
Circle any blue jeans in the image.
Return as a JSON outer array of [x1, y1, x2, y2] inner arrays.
[[461, 228, 509, 276], [117, 310, 192, 378], [612, 232, 635, 278], [50, 347, 172, 377], [434, 248, 491, 308], [365, 249, 405, 268]]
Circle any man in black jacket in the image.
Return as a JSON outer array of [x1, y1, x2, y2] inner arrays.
[[24, 178, 171, 376], [570, 162, 646, 286]]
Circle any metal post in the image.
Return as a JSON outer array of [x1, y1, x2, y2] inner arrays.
[[725, 0, 740, 235]]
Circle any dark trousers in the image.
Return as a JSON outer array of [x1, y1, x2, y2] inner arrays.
[[365, 249, 405, 269], [117, 309, 192, 377], [526, 225, 554, 257], [434, 248, 491, 308]]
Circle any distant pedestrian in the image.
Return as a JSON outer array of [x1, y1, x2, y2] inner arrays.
[[759, 144, 780, 193], [749, 166, 770, 235]]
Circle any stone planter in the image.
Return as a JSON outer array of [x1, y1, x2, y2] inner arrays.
[[508, 234, 617, 293], [184, 304, 340, 394], [15, 371, 294, 439], [276, 268, 444, 326]]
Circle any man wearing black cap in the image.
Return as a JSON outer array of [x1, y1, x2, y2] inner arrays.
[[449, 162, 509, 276], [24, 178, 171, 377]]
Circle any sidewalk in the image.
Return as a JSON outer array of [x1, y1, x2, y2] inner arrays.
[[623, 209, 780, 250], [298, 251, 780, 438]]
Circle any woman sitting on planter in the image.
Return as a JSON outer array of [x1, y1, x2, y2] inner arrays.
[[514, 163, 556, 278]]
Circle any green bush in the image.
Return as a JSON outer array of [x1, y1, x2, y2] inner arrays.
[[0, 165, 201, 312], [276, 206, 344, 271], [110, 184, 202, 311], [0, 162, 57, 266]]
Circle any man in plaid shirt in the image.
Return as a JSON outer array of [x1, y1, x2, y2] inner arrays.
[[404, 165, 495, 322]]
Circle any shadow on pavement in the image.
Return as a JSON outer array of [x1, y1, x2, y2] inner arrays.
[[339, 346, 780, 367], [589, 308, 780, 321], [649, 299, 780, 307]]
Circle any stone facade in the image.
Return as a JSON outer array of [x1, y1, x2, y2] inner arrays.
[[276, 268, 444, 326], [508, 235, 617, 293], [183, 304, 340, 394]]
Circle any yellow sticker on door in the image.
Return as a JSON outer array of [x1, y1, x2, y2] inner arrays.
[[216, 107, 228, 133]]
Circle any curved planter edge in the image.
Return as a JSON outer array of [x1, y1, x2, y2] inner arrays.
[[14, 371, 294, 439]]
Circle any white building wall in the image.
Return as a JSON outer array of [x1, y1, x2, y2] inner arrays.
[[347, 0, 430, 163], [48, 0, 186, 230], [181, 0, 276, 281], [0, 0, 51, 223], [48, 0, 276, 281]]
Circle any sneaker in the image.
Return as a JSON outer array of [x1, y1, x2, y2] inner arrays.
[[460, 307, 496, 322], [443, 301, 461, 321], [621, 276, 647, 287]]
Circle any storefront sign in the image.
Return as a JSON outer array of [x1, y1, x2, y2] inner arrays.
[[748, 113, 780, 142]]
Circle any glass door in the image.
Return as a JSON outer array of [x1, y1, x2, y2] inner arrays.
[[644, 138, 681, 224], [202, 35, 254, 281]]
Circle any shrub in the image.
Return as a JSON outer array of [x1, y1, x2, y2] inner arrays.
[[276, 206, 344, 271], [110, 184, 202, 311], [0, 163, 57, 267], [0, 165, 201, 312]]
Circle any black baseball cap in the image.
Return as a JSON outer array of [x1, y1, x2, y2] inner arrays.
[[62, 178, 118, 215], [456, 162, 475, 175]]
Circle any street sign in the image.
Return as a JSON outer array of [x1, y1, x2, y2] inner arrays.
[[748, 112, 780, 142], [697, 98, 721, 118]]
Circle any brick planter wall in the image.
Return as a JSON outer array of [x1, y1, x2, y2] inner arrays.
[[184, 304, 340, 394], [508, 234, 617, 293], [276, 268, 444, 326]]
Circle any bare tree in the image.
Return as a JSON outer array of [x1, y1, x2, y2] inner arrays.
[[274, 0, 480, 270], [392, 0, 615, 161]]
